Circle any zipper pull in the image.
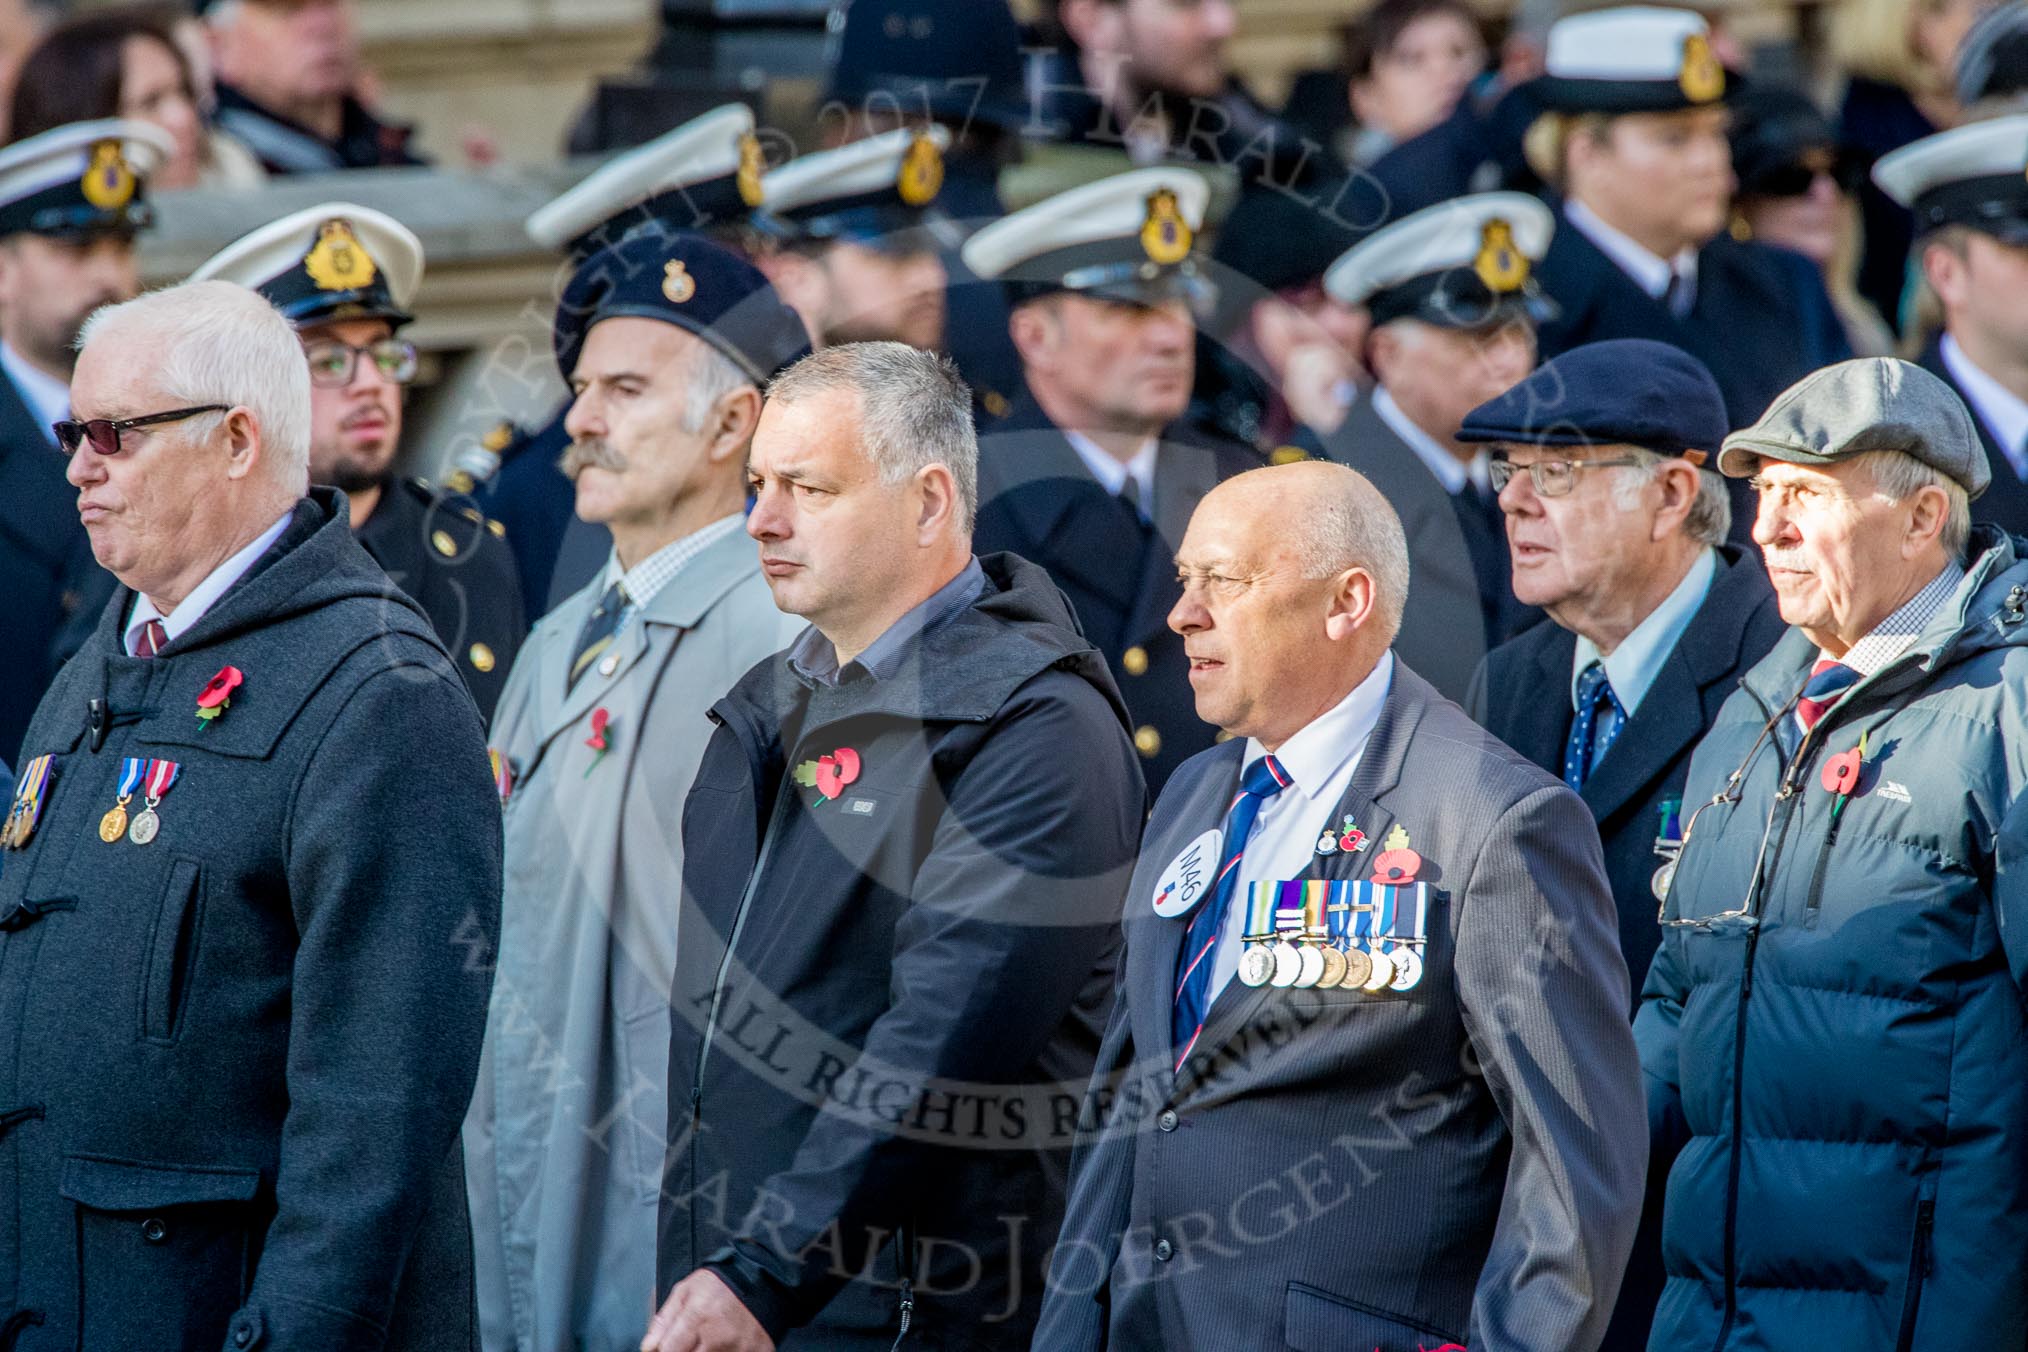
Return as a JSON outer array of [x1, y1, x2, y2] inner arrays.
[[890, 1278, 913, 1350]]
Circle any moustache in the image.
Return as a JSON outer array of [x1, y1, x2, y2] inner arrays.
[[560, 438, 627, 479], [1761, 550, 1811, 573]]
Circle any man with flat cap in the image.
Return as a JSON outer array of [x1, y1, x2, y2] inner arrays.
[[754, 125, 955, 353], [0, 118, 168, 764], [486, 103, 768, 618], [190, 202, 524, 719], [1520, 7, 1849, 441], [964, 167, 1261, 794], [1877, 112, 2028, 535], [1637, 358, 2028, 1350], [1307, 191, 1556, 699], [464, 229, 811, 1352], [1463, 338, 1783, 1352]]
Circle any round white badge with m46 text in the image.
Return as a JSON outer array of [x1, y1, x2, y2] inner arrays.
[[1152, 829, 1223, 918]]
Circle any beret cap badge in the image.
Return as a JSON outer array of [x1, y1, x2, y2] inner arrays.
[[662, 258, 697, 304], [1678, 34, 1725, 104], [79, 139, 135, 211], [305, 218, 377, 292], [736, 133, 766, 209], [1140, 188, 1192, 266]]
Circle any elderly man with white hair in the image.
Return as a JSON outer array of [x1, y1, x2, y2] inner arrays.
[[1638, 358, 2028, 1350], [1036, 459, 1645, 1352], [0, 279, 499, 1351]]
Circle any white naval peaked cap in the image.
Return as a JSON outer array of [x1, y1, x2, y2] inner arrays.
[[526, 103, 759, 251], [1325, 192, 1556, 326], [189, 202, 423, 326], [759, 124, 952, 219], [1872, 113, 2028, 241], [1533, 6, 1727, 112], [961, 167, 1210, 281], [0, 118, 171, 237]]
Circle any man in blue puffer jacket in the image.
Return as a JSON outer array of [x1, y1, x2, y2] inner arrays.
[[1638, 356, 2028, 1351]]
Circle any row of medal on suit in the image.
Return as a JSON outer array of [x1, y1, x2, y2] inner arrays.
[[1236, 878, 1430, 992]]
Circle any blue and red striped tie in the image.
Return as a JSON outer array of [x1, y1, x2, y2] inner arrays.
[[1796, 659, 1858, 733], [1172, 754, 1290, 1070]]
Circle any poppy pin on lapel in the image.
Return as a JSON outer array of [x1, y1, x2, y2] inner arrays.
[[793, 747, 862, 803], [1371, 824, 1422, 884], [195, 666, 243, 729], [584, 708, 612, 775]]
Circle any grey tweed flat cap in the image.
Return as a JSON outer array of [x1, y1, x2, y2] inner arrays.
[[1716, 357, 1990, 500]]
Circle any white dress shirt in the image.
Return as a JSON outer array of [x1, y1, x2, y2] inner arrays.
[[1066, 430, 1157, 518], [125, 512, 293, 654], [1208, 652, 1395, 998], [1371, 386, 1492, 497], [1565, 198, 1699, 308], [1570, 546, 1717, 718], [0, 341, 70, 447], [1939, 334, 2028, 482]]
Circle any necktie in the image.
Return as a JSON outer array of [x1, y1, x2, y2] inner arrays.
[[1795, 659, 1859, 733], [1564, 663, 1625, 790], [568, 580, 630, 689], [1664, 267, 1694, 319], [132, 619, 167, 659], [1172, 754, 1290, 1070], [1117, 474, 1148, 527]]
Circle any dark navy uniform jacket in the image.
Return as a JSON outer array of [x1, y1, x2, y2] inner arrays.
[[0, 373, 92, 765], [0, 489, 498, 1352], [660, 553, 1142, 1348], [1918, 336, 2028, 538], [973, 396, 1260, 795]]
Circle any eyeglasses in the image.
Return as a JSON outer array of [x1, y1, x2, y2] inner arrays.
[[303, 337, 419, 388], [54, 404, 228, 457], [1750, 150, 1863, 199], [1488, 455, 1646, 497]]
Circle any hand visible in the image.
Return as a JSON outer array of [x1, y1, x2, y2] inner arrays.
[[1281, 342, 1356, 438], [642, 1270, 775, 1352]]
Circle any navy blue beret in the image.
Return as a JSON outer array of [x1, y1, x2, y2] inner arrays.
[[1457, 339, 1730, 457], [554, 227, 811, 384]]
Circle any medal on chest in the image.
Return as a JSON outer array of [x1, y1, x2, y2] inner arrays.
[[99, 757, 146, 842], [3, 755, 55, 851], [124, 759, 180, 845]]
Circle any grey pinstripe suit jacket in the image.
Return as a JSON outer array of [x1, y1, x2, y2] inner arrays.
[[1033, 662, 1646, 1351]]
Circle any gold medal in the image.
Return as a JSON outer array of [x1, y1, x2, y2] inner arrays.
[[128, 808, 160, 846], [1238, 944, 1276, 988], [1340, 945, 1372, 990], [1316, 944, 1348, 989], [99, 804, 129, 842]]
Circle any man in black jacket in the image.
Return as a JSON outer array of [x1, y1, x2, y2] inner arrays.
[[647, 343, 1143, 1350], [0, 280, 498, 1348]]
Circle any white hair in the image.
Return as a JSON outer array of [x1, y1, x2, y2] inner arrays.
[[679, 338, 755, 436], [78, 280, 312, 492], [1610, 450, 1732, 547], [767, 342, 978, 529], [1857, 448, 1972, 562], [1295, 465, 1410, 644]]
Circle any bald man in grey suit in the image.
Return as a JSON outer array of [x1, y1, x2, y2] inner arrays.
[[1034, 462, 1645, 1351]]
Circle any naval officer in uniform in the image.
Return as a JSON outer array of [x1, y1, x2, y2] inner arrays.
[[1876, 113, 2028, 536], [1035, 459, 1645, 1351], [190, 203, 525, 719], [965, 168, 1261, 795], [1311, 191, 1557, 699], [0, 119, 169, 762]]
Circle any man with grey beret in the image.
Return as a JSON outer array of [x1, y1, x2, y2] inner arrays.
[[1633, 357, 2028, 1350]]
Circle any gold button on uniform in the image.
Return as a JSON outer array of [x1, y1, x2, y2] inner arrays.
[[487, 519, 506, 538], [431, 529, 458, 557], [1134, 725, 1161, 759], [469, 643, 495, 673], [1122, 645, 1148, 677]]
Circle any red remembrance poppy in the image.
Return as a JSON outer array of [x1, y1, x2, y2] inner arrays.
[[586, 707, 610, 753], [1372, 847, 1421, 884], [196, 667, 242, 710], [1820, 746, 1862, 797], [813, 747, 862, 801]]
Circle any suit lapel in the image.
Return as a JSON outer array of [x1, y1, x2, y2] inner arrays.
[[1131, 743, 1244, 1073]]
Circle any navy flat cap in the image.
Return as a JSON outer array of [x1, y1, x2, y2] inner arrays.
[[1458, 338, 1730, 458], [554, 227, 811, 384]]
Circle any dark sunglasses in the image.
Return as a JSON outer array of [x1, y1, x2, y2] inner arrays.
[[54, 404, 228, 457], [1750, 149, 1863, 198]]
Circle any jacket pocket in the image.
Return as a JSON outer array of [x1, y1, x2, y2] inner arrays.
[[1283, 1280, 1462, 1352], [62, 1154, 262, 1352], [140, 858, 203, 1043], [1895, 1194, 1936, 1352]]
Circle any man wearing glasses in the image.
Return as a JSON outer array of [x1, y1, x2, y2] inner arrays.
[[1462, 339, 1782, 1352], [1635, 359, 2028, 1352], [0, 119, 169, 764], [190, 202, 524, 717]]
